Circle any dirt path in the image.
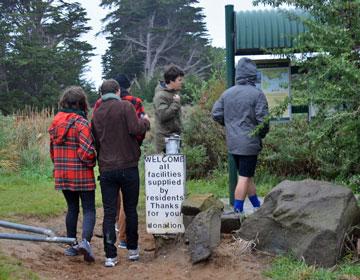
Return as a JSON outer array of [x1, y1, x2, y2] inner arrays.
[[0, 210, 272, 280]]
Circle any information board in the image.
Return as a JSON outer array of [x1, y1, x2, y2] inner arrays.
[[144, 154, 185, 234]]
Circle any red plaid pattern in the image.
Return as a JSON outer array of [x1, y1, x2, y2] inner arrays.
[[49, 112, 96, 191], [93, 95, 146, 144], [121, 95, 145, 118]]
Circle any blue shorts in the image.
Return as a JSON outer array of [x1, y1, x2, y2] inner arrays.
[[232, 154, 258, 177]]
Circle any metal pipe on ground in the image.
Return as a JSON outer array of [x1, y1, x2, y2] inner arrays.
[[0, 233, 75, 244], [0, 220, 56, 237]]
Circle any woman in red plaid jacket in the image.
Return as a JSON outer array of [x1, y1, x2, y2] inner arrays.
[[48, 86, 96, 263]]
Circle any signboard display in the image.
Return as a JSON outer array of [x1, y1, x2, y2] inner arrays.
[[256, 66, 291, 119], [144, 154, 185, 234], [253, 60, 291, 119]]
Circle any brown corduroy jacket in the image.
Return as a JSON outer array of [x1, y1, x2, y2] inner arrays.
[[91, 97, 150, 172]]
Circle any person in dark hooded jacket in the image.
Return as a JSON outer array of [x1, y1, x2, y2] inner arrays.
[[153, 65, 184, 153], [48, 86, 96, 263], [212, 57, 269, 215]]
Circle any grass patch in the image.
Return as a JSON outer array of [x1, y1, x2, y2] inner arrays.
[[186, 169, 282, 199], [0, 252, 40, 280], [264, 256, 360, 280], [186, 172, 229, 198], [0, 172, 103, 220]]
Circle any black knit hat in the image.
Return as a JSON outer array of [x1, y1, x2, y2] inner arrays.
[[114, 74, 131, 89]]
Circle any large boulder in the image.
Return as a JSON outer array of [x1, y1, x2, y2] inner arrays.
[[236, 179, 360, 267], [185, 206, 222, 264]]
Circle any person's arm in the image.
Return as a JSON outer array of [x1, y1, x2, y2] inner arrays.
[[49, 141, 54, 163], [125, 102, 150, 136], [155, 95, 181, 122], [137, 98, 145, 119], [77, 120, 96, 167], [91, 98, 102, 119], [91, 119, 100, 157], [255, 92, 270, 138], [211, 94, 225, 126]]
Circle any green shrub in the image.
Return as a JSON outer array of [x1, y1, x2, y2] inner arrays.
[[132, 75, 160, 102], [259, 118, 320, 177], [169, 71, 228, 178], [182, 144, 209, 178]]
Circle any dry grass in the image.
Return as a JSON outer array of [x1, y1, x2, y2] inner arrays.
[[0, 108, 54, 173]]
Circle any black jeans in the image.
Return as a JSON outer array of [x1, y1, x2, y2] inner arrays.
[[100, 166, 140, 258], [62, 190, 96, 242]]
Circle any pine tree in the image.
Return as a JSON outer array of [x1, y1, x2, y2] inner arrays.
[[0, 0, 94, 113], [100, 0, 211, 81]]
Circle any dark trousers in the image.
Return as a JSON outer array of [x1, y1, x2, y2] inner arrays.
[[62, 190, 96, 242], [100, 166, 140, 258]]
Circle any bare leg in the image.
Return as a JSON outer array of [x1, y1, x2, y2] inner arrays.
[[234, 176, 251, 200], [247, 178, 256, 196], [118, 192, 126, 243]]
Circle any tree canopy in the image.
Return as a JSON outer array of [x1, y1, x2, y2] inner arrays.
[[100, 0, 214, 81], [0, 0, 94, 114]]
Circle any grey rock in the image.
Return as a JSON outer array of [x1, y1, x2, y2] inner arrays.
[[236, 179, 360, 267], [183, 214, 196, 230], [185, 206, 222, 264], [181, 194, 224, 216]]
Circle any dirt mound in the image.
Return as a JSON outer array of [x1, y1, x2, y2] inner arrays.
[[0, 210, 272, 280]]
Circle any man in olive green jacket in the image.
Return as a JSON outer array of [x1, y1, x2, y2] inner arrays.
[[153, 65, 184, 153]]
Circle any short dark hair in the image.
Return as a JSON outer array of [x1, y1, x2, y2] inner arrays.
[[164, 65, 184, 84], [100, 79, 120, 95], [59, 86, 89, 112]]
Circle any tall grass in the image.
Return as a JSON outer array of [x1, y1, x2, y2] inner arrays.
[[0, 108, 54, 178]]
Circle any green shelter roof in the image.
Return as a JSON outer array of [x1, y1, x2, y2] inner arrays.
[[235, 10, 307, 55]]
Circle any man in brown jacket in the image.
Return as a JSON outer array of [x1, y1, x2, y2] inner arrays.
[[153, 65, 184, 153], [91, 79, 150, 267]]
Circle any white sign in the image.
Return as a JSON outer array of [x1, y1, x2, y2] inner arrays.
[[144, 154, 186, 234]]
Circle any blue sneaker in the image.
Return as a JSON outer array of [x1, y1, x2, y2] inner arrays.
[[64, 244, 79, 256], [78, 239, 95, 263], [118, 240, 127, 249]]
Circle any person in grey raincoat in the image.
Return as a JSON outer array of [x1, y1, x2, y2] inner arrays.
[[212, 57, 269, 214]]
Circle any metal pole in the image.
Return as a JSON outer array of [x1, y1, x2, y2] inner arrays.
[[0, 233, 75, 244], [0, 220, 55, 237], [225, 5, 237, 206], [225, 5, 235, 88]]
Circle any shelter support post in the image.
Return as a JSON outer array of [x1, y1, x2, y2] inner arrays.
[[225, 5, 237, 206]]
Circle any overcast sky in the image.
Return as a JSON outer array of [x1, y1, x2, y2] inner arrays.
[[77, 0, 269, 87]]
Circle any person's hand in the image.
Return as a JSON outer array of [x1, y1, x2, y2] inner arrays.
[[173, 94, 180, 103], [142, 114, 150, 122]]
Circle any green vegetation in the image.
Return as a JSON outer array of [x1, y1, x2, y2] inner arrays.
[[0, 173, 103, 220], [253, 0, 360, 188], [0, 1, 359, 277], [0, 253, 39, 280], [100, 0, 212, 82], [264, 256, 360, 280], [0, 2, 96, 114]]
